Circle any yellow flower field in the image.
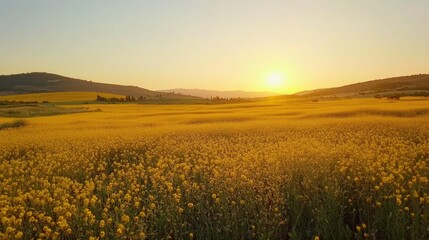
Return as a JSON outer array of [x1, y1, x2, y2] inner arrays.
[[0, 97, 428, 239]]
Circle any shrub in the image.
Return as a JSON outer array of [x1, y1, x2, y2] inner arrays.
[[0, 119, 27, 130]]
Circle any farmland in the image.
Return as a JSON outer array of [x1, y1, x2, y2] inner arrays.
[[0, 92, 124, 103], [0, 96, 428, 239]]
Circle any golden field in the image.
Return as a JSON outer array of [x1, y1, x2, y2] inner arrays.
[[0, 96, 428, 239]]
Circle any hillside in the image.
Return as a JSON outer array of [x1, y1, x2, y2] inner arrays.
[[159, 88, 280, 99], [0, 72, 199, 99], [296, 74, 429, 98]]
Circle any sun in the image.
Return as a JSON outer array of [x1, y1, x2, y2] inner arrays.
[[265, 72, 285, 90]]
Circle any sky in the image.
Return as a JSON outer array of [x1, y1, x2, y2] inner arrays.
[[1, 0, 428, 94]]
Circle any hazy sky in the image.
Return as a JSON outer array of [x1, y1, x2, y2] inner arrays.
[[1, 0, 428, 93]]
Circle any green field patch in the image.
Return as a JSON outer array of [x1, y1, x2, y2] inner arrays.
[[0, 103, 98, 118]]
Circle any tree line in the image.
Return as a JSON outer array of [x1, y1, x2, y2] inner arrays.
[[374, 91, 429, 100], [96, 95, 147, 102]]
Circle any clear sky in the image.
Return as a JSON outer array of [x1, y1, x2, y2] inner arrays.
[[1, 0, 428, 93]]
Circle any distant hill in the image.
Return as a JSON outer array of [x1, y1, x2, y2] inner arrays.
[[295, 74, 429, 98], [0, 72, 199, 99], [159, 88, 281, 99]]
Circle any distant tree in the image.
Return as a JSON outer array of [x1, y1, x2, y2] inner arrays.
[[124, 95, 136, 102], [96, 95, 107, 101], [386, 94, 401, 100], [374, 94, 382, 99], [96, 95, 141, 103]]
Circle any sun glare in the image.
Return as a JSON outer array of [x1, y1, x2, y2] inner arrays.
[[265, 72, 285, 91]]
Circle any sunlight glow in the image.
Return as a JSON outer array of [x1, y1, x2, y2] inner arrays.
[[265, 72, 285, 91]]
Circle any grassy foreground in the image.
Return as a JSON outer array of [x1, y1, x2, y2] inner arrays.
[[0, 97, 428, 239]]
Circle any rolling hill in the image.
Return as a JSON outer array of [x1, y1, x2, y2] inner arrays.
[[2, 72, 428, 102], [159, 88, 281, 99], [296, 74, 429, 98], [0, 72, 199, 99]]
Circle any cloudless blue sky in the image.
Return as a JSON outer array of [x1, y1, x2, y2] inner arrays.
[[1, 0, 428, 93]]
